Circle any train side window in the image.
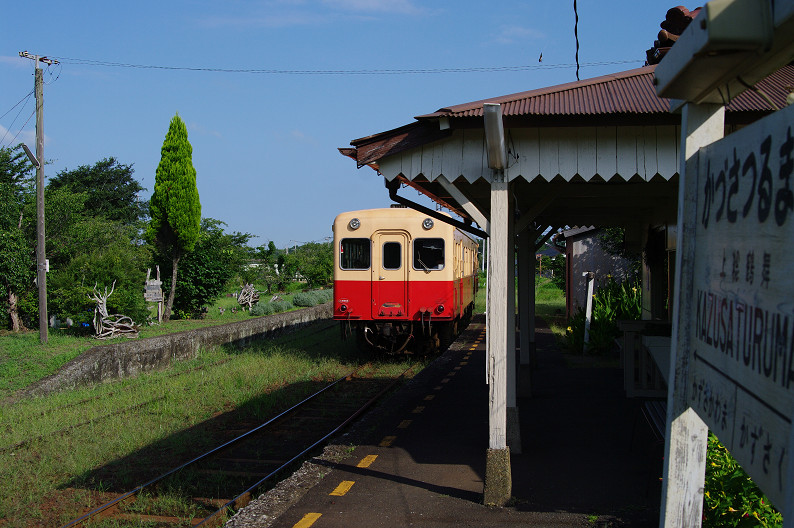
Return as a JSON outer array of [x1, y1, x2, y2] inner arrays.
[[340, 238, 370, 270], [413, 238, 444, 271], [382, 241, 401, 270]]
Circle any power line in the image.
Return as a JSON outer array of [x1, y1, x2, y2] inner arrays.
[[52, 56, 640, 76], [1, 109, 36, 150], [0, 89, 35, 122], [0, 91, 35, 149]]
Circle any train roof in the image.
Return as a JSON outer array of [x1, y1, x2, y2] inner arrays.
[[333, 207, 478, 242]]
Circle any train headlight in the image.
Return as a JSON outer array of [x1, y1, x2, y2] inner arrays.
[[349, 218, 361, 230], [422, 218, 434, 230], [436, 304, 445, 314], [340, 304, 348, 312]]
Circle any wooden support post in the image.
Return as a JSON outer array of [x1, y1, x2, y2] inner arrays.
[[506, 197, 520, 454], [582, 271, 594, 354], [660, 102, 724, 528], [518, 230, 532, 368], [484, 176, 512, 506]]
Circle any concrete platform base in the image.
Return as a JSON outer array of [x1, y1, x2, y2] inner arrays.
[[483, 447, 512, 506]]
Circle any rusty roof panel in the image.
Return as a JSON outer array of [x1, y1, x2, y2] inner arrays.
[[726, 65, 794, 112], [349, 64, 793, 167], [417, 64, 793, 120]]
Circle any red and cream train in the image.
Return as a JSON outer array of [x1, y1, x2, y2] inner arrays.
[[333, 207, 479, 354]]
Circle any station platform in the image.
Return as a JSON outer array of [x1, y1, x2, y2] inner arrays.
[[231, 314, 662, 527]]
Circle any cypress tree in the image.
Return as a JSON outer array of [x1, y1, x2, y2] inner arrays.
[[147, 114, 201, 321]]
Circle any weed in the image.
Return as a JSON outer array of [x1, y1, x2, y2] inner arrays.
[[0, 321, 418, 526]]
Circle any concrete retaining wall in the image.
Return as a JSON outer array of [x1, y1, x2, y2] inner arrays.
[[21, 303, 333, 399]]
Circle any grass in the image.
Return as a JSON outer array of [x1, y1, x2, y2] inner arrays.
[[0, 286, 332, 402], [0, 277, 560, 526], [534, 277, 566, 333], [0, 321, 421, 527], [474, 273, 567, 333]]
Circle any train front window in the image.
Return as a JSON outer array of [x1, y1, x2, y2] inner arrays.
[[340, 238, 370, 270], [413, 238, 444, 271], [382, 241, 401, 270]]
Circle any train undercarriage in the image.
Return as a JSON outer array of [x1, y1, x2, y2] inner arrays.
[[340, 304, 474, 355]]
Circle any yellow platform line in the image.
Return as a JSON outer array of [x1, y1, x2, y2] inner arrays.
[[379, 435, 396, 447], [424, 394, 435, 400], [397, 419, 412, 429], [412, 405, 425, 414], [293, 513, 322, 528], [357, 454, 378, 468], [329, 480, 355, 496]]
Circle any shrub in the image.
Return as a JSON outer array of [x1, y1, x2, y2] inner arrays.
[[249, 303, 272, 317], [293, 292, 318, 307], [565, 276, 641, 355], [704, 433, 782, 526], [292, 289, 332, 307], [249, 300, 292, 317], [314, 289, 332, 303], [270, 300, 293, 313], [251, 299, 293, 316]]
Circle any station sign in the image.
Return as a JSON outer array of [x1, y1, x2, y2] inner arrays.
[[685, 102, 794, 510], [144, 280, 163, 303]]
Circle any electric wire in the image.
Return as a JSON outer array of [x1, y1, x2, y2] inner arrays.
[[0, 108, 36, 151], [0, 90, 34, 122], [0, 91, 35, 149], [51, 56, 639, 76], [573, 0, 580, 81]]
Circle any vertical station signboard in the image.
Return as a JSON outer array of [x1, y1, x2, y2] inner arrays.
[[684, 102, 794, 512]]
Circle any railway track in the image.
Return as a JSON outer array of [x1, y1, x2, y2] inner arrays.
[[60, 362, 415, 527]]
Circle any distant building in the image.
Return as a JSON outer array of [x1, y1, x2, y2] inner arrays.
[[562, 227, 634, 318]]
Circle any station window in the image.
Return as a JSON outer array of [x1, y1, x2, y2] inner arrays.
[[340, 238, 370, 270], [383, 241, 401, 270], [413, 238, 444, 271]]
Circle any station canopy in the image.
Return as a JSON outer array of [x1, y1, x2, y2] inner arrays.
[[341, 63, 794, 232]]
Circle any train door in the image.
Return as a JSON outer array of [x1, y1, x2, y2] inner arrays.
[[371, 231, 408, 319]]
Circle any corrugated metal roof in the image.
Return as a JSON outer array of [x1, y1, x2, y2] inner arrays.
[[417, 67, 669, 118], [349, 64, 794, 165], [416, 64, 793, 119]]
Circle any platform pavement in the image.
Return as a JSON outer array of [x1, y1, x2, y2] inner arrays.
[[250, 315, 662, 527]]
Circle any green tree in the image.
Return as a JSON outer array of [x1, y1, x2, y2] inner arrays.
[[37, 188, 148, 327], [147, 114, 201, 322], [47, 157, 147, 226], [294, 242, 333, 288], [277, 252, 299, 291], [162, 218, 252, 317], [0, 145, 35, 331]]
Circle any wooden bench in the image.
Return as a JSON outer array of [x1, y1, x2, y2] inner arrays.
[[640, 400, 667, 443], [618, 320, 669, 398], [632, 399, 667, 495]]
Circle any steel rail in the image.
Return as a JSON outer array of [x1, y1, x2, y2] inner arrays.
[[194, 362, 418, 527], [59, 366, 363, 528]]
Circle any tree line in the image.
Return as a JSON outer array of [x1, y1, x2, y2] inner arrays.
[[0, 114, 332, 333]]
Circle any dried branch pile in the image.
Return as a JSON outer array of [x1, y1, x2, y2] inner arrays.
[[90, 281, 140, 339], [237, 283, 260, 310]]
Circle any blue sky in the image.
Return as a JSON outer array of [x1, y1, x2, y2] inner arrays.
[[2, 1, 680, 248]]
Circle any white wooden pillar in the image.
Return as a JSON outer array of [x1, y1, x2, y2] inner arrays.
[[506, 199, 521, 454], [518, 231, 532, 367], [518, 231, 534, 395], [660, 102, 724, 528], [484, 176, 512, 505]]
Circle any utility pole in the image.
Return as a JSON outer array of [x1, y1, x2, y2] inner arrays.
[[19, 51, 58, 344]]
